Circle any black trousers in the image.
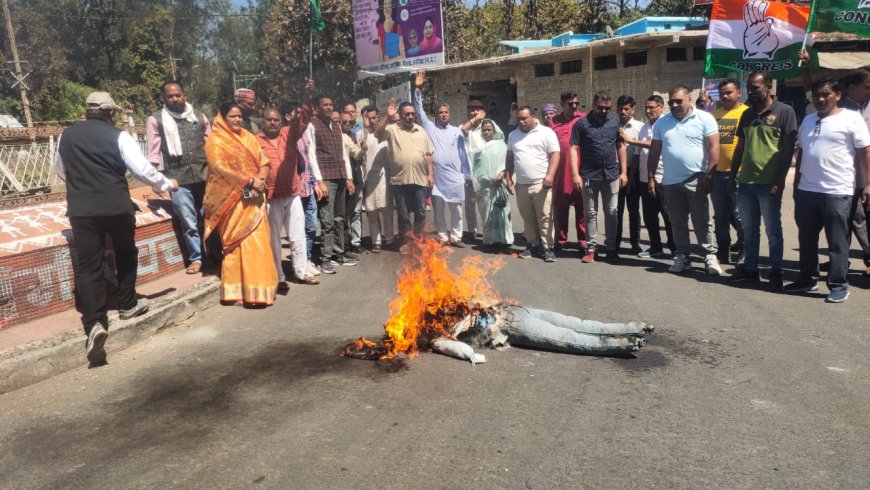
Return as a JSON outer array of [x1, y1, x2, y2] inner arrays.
[[69, 214, 138, 335], [615, 178, 642, 249], [639, 182, 675, 253]]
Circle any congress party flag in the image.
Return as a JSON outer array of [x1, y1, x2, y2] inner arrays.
[[705, 0, 816, 79], [808, 0, 870, 38]]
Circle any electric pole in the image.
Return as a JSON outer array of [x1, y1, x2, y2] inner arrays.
[[1, 0, 33, 128]]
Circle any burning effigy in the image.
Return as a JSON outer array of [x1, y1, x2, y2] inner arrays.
[[342, 237, 653, 364]]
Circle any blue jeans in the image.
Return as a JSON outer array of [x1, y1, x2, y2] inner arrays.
[[504, 307, 649, 356], [737, 183, 783, 271], [710, 172, 743, 250], [303, 193, 318, 260], [794, 190, 851, 292], [393, 184, 428, 238], [170, 182, 204, 263]]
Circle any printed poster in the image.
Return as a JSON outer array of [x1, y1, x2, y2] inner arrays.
[[353, 0, 445, 77]]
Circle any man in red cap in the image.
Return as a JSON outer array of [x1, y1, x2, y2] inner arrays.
[[234, 88, 260, 134]]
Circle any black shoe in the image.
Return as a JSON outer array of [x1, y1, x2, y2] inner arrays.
[[629, 243, 642, 255], [519, 247, 533, 259], [783, 280, 819, 293], [320, 260, 336, 274], [331, 255, 358, 266], [716, 250, 731, 265], [768, 269, 783, 290], [119, 298, 150, 320], [543, 248, 557, 263], [728, 267, 760, 283], [343, 250, 359, 260], [606, 250, 621, 263], [729, 244, 744, 264], [819, 261, 831, 272], [85, 324, 108, 366], [347, 245, 365, 255], [277, 281, 290, 293]]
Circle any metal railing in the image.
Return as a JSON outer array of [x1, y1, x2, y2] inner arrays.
[[0, 134, 148, 197]]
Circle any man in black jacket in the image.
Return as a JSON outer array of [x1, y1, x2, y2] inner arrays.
[[55, 92, 179, 367]]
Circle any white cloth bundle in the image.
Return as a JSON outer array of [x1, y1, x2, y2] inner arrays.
[[431, 338, 486, 364]]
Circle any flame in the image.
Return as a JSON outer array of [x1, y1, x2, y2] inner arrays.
[[342, 236, 504, 360]]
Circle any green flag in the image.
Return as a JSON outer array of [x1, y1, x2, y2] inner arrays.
[[808, 0, 870, 37], [310, 0, 325, 31]]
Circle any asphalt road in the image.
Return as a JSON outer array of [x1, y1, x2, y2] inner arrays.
[[2, 185, 869, 489]]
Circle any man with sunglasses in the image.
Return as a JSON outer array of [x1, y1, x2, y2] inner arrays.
[[728, 71, 797, 289], [549, 91, 588, 254], [786, 78, 870, 303], [569, 91, 628, 263], [646, 85, 721, 275], [622, 95, 676, 258]]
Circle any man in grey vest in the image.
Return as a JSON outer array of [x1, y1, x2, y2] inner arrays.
[[146, 80, 211, 274], [55, 92, 179, 367]]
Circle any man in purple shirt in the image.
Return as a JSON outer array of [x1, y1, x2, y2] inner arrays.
[[145, 80, 211, 274]]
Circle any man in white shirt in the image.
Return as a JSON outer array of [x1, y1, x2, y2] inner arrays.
[[55, 92, 179, 367], [785, 77, 870, 303], [500, 106, 561, 262], [622, 95, 675, 258]]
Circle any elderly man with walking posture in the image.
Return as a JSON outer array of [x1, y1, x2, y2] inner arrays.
[[501, 106, 561, 263], [414, 72, 471, 246], [646, 85, 722, 275], [56, 92, 179, 366]]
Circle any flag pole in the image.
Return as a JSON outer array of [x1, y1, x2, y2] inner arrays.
[[798, 0, 816, 68], [309, 22, 314, 80]]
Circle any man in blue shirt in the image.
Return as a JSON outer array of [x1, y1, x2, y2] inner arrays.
[[646, 85, 722, 275], [569, 91, 628, 263]]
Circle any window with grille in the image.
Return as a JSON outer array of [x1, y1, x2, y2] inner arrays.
[[623, 51, 648, 67], [666, 47, 687, 62], [534, 63, 555, 77], [560, 59, 582, 74], [594, 55, 617, 70], [692, 46, 706, 61]]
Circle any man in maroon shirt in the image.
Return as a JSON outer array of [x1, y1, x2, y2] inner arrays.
[[549, 91, 587, 253]]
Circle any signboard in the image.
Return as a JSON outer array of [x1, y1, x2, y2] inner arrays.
[[374, 81, 412, 114], [704, 78, 722, 101], [353, 0, 445, 77]]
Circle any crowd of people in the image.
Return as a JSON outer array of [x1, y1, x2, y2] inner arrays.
[[54, 66, 869, 366]]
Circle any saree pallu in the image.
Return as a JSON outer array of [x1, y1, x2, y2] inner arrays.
[[473, 136, 513, 245], [204, 115, 277, 305]]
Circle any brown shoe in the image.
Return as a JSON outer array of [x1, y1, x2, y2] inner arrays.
[[371, 244, 382, 253], [185, 261, 202, 274]]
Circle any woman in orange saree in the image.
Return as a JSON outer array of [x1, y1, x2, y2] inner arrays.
[[203, 102, 277, 306]]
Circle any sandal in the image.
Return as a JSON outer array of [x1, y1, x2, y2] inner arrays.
[[185, 261, 202, 274], [294, 275, 320, 285]]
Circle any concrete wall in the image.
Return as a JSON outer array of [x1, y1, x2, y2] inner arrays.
[[431, 38, 707, 128]]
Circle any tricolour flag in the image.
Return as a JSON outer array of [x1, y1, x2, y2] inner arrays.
[[808, 0, 870, 38], [705, 0, 816, 79]]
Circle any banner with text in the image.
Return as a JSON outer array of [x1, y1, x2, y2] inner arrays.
[[353, 0, 445, 77]]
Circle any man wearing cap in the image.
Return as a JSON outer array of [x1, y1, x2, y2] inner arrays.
[[55, 92, 179, 367], [234, 88, 261, 134], [461, 98, 490, 242], [146, 80, 211, 274]]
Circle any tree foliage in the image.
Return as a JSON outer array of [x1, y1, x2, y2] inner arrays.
[[0, 0, 703, 123]]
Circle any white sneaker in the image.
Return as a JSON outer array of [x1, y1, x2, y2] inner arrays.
[[704, 254, 722, 275], [669, 254, 691, 273], [308, 261, 321, 276]]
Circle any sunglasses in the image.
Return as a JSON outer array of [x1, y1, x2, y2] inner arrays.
[[596, 105, 612, 112], [402, 112, 416, 116], [667, 99, 683, 106], [566, 102, 579, 106], [813, 118, 822, 136]]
